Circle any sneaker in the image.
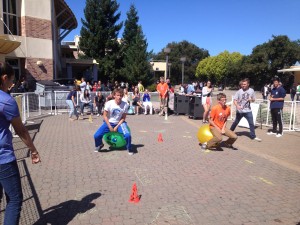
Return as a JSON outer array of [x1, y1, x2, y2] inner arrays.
[[276, 133, 283, 138], [128, 152, 134, 155], [223, 142, 238, 150], [253, 137, 262, 142], [97, 114, 100, 117], [94, 144, 104, 152], [201, 144, 207, 150], [267, 131, 276, 135]]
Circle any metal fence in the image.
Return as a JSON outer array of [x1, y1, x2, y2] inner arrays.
[[228, 96, 300, 132], [12, 92, 300, 132]]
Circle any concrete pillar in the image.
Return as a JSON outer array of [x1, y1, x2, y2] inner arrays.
[[67, 63, 72, 79], [92, 64, 98, 82]]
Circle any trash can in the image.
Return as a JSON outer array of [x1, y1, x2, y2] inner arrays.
[[188, 95, 204, 119], [174, 93, 189, 115]]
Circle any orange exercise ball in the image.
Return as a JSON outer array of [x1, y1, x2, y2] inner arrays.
[[197, 124, 213, 144]]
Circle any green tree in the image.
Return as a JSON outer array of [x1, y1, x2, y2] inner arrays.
[[154, 41, 209, 84], [195, 51, 243, 85], [121, 26, 152, 85], [121, 4, 152, 85], [240, 35, 300, 88], [122, 4, 139, 47], [80, 0, 123, 81]]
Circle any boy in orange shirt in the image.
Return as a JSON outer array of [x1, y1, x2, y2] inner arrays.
[[156, 76, 169, 116], [202, 93, 237, 150]]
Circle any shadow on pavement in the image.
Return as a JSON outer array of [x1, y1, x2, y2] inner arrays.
[[100, 144, 144, 154], [33, 193, 101, 225]]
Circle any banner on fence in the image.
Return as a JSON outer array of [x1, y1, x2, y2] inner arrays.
[[238, 103, 260, 128]]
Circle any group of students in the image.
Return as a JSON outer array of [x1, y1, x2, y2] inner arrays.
[[66, 87, 106, 121], [201, 77, 286, 151]]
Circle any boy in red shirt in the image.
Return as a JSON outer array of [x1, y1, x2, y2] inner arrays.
[[202, 93, 237, 150], [156, 76, 169, 116]]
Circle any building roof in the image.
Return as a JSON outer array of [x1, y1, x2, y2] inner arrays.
[[55, 0, 77, 30], [277, 66, 300, 73]]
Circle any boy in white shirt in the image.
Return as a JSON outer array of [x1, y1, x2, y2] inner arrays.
[[93, 88, 133, 155]]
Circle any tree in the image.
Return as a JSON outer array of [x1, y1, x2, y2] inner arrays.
[[195, 51, 243, 85], [154, 41, 209, 84], [122, 4, 139, 47], [121, 26, 152, 85], [80, 0, 123, 81], [240, 35, 300, 88], [121, 5, 152, 85]]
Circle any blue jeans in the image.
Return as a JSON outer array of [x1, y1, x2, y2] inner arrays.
[[94, 122, 132, 152], [230, 111, 256, 139], [66, 100, 78, 118], [80, 102, 93, 114], [0, 160, 23, 225]]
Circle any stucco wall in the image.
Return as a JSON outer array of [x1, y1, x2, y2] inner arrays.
[[21, 0, 51, 20], [5, 36, 52, 59]]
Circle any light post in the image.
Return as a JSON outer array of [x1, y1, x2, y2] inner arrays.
[[180, 57, 186, 84], [164, 47, 171, 80], [168, 63, 172, 78]]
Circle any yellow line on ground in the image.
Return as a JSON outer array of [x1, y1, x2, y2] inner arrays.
[[180, 116, 300, 174]]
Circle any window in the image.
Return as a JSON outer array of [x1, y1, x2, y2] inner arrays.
[[5, 58, 20, 81], [2, 0, 18, 35]]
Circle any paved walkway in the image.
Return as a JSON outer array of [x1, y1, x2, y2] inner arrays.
[[1, 112, 300, 225]]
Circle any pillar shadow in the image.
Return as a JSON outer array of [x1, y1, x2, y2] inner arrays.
[[33, 193, 101, 225]]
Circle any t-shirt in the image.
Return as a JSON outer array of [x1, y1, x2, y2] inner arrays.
[[67, 90, 77, 100], [95, 95, 104, 104], [233, 88, 255, 113], [156, 83, 169, 97], [80, 81, 86, 92], [104, 99, 128, 124], [0, 90, 19, 164], [143, 93, 150, 102], [270, 86, 286, 109], [210, 104, 231, 130]]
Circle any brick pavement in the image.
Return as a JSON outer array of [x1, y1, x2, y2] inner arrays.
[[1, 112, 300, 225]]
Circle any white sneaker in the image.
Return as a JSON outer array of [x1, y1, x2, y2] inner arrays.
[[128, 152, 134, 155], [254, 137, 262, 142], [267, 131, 276, 135], [97, 114, 100, 117], [276, 133, 283, 138], [94, 144, 104, 152]]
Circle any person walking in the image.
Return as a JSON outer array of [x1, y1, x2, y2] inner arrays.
[[0, 62, 41, 225], [66, 86, 80, 121], [230, 78, 262, 141], [267, 77, 286, 137]]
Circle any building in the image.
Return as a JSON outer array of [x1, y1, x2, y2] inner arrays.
[[150, 60, 170, 80], [61, 35, 98, 84], [278, 63, 300, 85], [0, 0, 77, 90]]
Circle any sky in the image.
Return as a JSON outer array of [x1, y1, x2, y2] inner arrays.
[[64, 0, 300, 56]]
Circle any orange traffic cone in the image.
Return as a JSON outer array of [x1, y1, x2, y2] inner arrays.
[[129, 183, 140, 203], [158, 133, 163, 142]]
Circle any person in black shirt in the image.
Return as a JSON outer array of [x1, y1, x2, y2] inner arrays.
[[94, 92, 105, 116]]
